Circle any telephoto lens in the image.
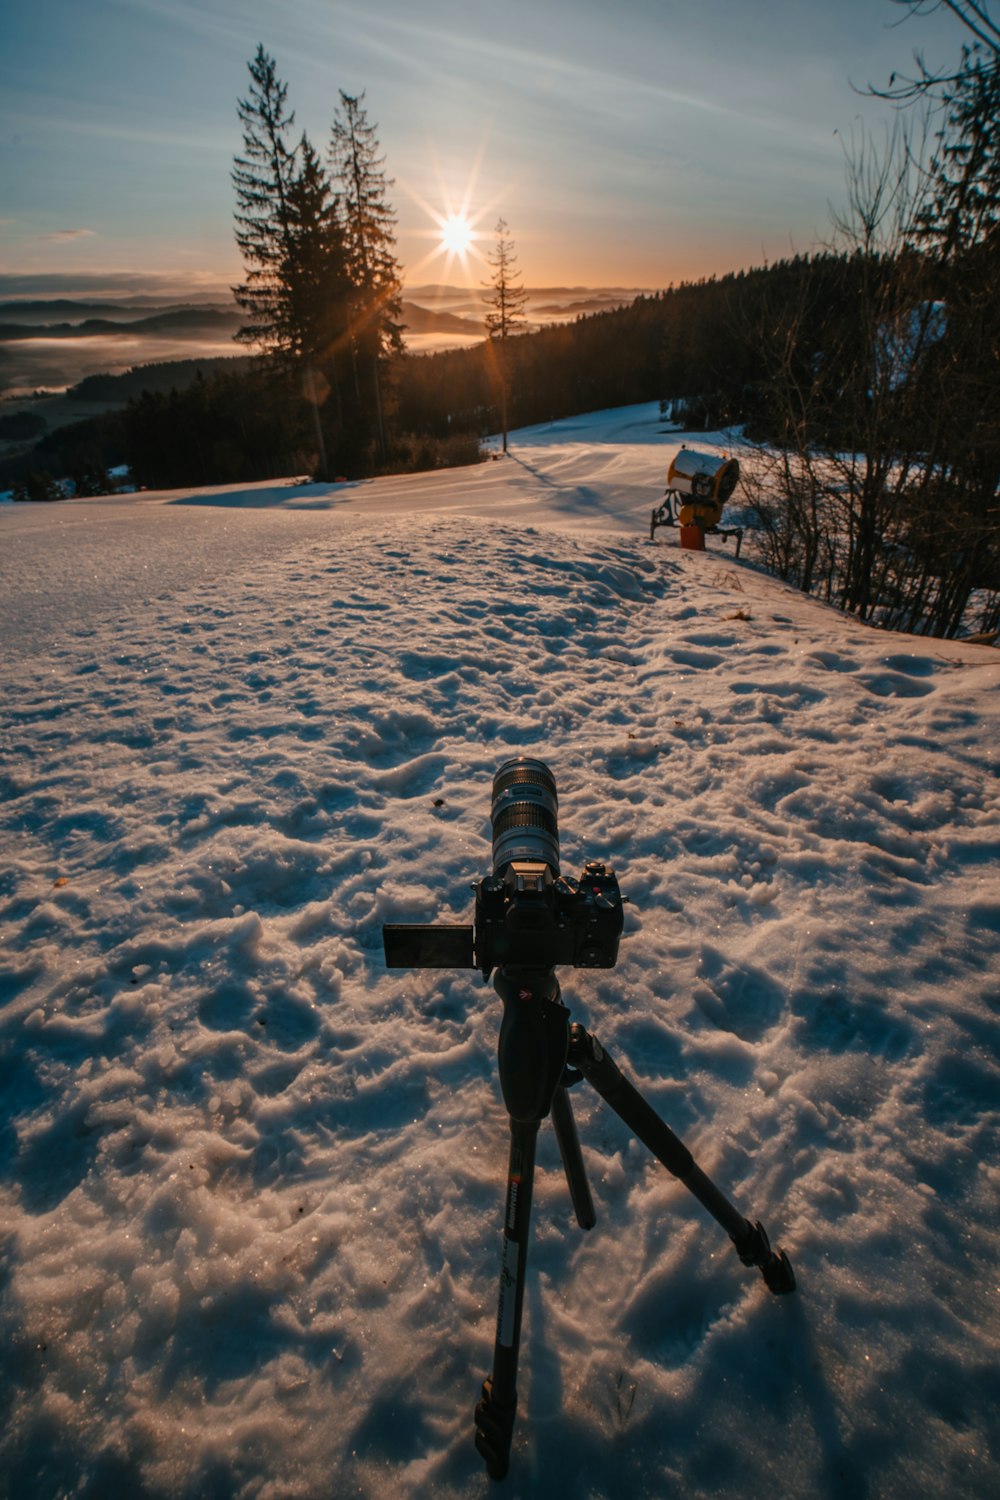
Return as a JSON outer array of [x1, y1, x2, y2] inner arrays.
[[490, 758, 560, 874]]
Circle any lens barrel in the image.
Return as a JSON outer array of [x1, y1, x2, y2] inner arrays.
[[491, 758, 560, 874]]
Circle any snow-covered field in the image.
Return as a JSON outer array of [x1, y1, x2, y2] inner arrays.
[[1, 404, 998, 1499]]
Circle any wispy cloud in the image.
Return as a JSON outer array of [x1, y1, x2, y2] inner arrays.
[[8, 105, 225, 154], [41, 228, 97, 244]]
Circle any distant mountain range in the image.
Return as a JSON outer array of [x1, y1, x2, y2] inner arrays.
[[0, 307, 243, 340], [0, 285, 648, 338], [0, 287, 650, 400], [0, 300, 237, 324]]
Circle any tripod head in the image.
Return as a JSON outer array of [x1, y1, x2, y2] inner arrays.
[[382, 758, 625, 1121]]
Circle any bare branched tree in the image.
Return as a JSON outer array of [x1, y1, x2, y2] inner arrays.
[[742, 3, 1000, 638], [873, 1, 999, 100]]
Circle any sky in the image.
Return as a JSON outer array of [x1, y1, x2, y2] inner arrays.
[[0, 0, 971, 298]]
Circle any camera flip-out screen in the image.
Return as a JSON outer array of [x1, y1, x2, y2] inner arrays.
[[383, 924, 475, 969]]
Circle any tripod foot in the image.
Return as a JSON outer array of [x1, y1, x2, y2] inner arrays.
[[733, 1220, 796, 1295], [475, 1379, 516, 1482], [762, 1247, 796, 1295]]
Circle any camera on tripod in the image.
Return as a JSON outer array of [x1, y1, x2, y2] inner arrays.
[[381, 756, 794, 1483], [382, 757, 624, 977]]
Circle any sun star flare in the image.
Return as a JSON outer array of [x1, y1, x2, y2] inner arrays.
[[439, 213, 474, 257]]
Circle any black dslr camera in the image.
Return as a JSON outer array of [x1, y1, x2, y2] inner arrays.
[[382, 758, 624, 976]]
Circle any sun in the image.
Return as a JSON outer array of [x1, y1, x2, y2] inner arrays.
[[439, 213, 474, 257], [398, 147, 501, 281]]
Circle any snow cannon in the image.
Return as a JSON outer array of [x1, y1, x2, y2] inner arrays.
[[650, 448, 744, 556], [668, 449, 739, 528]]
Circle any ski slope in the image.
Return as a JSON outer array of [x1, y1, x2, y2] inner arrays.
[[1, 403, 998, 1499]]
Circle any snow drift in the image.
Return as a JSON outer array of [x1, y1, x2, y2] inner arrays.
[[1, 405, 998, 1499]]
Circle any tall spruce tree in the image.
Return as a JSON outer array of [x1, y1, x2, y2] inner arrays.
[[282, 135, 355, 475], [279, 138, 349, 362], [884, 4, 1000, 630], [233, 47, 357, 477], [916, 44, 1000, 631], [483, 218, 528, 452], [917, 46, 1000, 255], [232, 46, 300, 359], [329, 92, 404, 464]]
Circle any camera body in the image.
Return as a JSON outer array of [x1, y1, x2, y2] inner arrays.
[[474, 859, 622, 972], [382, 758, 624, 978]]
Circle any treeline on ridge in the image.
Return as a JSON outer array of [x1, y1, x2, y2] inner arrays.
[[395, 255, 859, 439], [0, 255, 831, 491]]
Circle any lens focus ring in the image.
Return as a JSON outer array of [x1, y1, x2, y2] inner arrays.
[[492, 805, 559, 839], [491, 757, 560, 874]]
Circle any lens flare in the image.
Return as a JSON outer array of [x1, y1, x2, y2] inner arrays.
[[440, 213, 474, 257]]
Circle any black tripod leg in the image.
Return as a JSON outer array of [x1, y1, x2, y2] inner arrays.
[[475, 1120, 538, 1481], [568, 1024, 795, 1294], [551, 1083, 596, 1230]]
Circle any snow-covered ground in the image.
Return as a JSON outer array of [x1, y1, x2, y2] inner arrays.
[[1, 403, 998, 1499]]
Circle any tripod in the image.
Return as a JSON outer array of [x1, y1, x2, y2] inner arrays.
[[473, 965, 795, 1482]]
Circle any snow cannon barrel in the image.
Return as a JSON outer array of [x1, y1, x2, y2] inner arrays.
[[668, 449, 740, 537]]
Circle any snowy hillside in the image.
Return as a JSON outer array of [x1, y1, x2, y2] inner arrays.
[[1, 404, 998, 1499]]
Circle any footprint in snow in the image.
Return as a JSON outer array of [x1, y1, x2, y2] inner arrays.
[[694, 945, 786, 1041]]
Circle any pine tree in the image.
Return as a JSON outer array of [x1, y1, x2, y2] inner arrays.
[[279, 138, 348, 360], [914, 47, 1000, 630], [282, 135, 354, 475], [232, 46, 300, 359], [917, 46, 1000, 258], [233, 47, 357, 477], [483, 218, 528, 452], [329, 91, 404, 464]]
